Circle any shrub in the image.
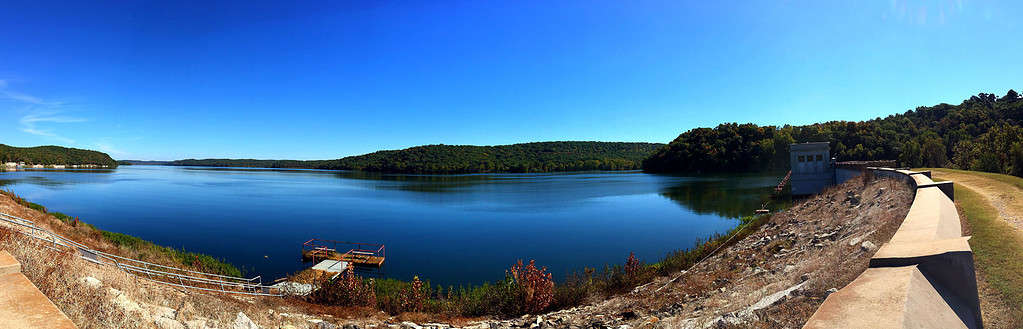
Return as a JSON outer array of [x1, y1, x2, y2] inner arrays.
[[311, 270, 377, 307], [625, 252, 641, 279], [508, 259, 554, 314], [399, 276, 426, 312]]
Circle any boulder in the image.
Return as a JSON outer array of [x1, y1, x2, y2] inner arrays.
[[315, 321, 339, 329], [155, 317, 186, 329], [860, 240, 877, 252], [184, 319, 215, 329], [233, 312, 259, 329], [79, 276, 102, 288]]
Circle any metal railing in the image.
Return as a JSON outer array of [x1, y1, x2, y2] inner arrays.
[[0, 211, 282, 296], [302, 238, 385, 266]]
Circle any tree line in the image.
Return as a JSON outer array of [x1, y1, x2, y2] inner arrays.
[[169, 142, 664, 174], [334, 142, 664, 173], [0, 144, 117, 167], [643, 90, 1023, 176], [169, 158, 337, 169]]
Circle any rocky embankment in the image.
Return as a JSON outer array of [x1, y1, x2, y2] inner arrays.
[[443, 176, 912, 329]]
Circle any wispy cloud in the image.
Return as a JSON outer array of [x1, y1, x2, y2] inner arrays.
[[18, 112, 87, 144], [1, 80, 83, 144]]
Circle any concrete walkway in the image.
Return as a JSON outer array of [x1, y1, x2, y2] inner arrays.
[[0, 251, 76, 329]]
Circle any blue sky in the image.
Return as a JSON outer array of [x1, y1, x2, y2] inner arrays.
[[1, 1, 1021, 160]]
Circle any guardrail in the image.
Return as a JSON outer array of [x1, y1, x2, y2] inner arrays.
[[0, 211, 282, 297], [803, 168, 981, 329]]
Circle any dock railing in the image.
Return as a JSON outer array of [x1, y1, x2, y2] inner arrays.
[[0, 211, 282, 297], [302, 238, 385, 266]]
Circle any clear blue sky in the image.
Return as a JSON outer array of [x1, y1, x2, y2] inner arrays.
[[1, 1, 1021, 160]]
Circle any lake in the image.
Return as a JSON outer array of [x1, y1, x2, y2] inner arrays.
[[0, 166, 786, 286]]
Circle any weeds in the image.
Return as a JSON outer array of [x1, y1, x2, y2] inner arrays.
[[311, 270, 377, 308], [399, 276, 426, 312]]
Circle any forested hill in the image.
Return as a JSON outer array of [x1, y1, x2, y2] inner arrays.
[[643, 90, 1023, 176], [168, 142, 664, 173], [0, 144, 117, 167], [169, 159, 337, 169], [335, 142, 663, 173]]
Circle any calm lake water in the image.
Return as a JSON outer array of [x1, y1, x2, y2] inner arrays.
[[0, 166, 785, 286]]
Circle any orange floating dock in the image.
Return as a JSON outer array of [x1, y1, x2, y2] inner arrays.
[[302, 239, 385, 267]]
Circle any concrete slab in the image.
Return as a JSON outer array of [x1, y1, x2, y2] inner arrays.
[[311, 260, 349, 273], [804, 266, 966, 329], [0, 251, 20, 276], [873, 237, 972, 261], [889, 188, 961, 243], [0, 252, 77, 329]]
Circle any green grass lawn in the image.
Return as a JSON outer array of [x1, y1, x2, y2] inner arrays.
[[945, 179, 1023, 316]]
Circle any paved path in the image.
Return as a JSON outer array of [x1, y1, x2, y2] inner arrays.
[[0, 251, 77, 329], [930, 169, 1023, 233]]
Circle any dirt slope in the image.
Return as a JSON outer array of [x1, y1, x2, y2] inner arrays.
[[470, 176, 912, 329]]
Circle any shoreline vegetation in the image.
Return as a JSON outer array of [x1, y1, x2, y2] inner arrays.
[[293, 213, 774, 318]]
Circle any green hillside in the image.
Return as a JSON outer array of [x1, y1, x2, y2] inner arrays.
[[336, 141, 663, 173], [643, 90, 1023, 176], [0, 144, 117, 167]]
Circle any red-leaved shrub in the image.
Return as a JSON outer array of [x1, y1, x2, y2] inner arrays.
[[625, 252, 640, 280], [508, 259, 554, 313]]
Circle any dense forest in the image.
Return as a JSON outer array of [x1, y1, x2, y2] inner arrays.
[[643, 90, 1023, 176], [334, 142, 663, 173], [169, 158, 337, 169], [0, 144, 117, 167], [169, 142, 664, 174]]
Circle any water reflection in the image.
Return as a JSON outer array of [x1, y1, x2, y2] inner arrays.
[[0, 166, 787, 284], [658, 175, 790, 218]]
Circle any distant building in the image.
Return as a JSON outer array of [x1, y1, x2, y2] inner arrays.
[[789, 142, 899, 195], [790, 142, 834, 195]]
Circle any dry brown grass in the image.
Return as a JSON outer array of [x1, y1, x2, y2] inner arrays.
[[0, 227, 148, 328]]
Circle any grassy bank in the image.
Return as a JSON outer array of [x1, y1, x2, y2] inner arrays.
[[0, 190, 242, 277], [933, 176, 1023, 322]]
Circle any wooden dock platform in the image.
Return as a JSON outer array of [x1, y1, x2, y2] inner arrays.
[[302, 239, 385, 267]]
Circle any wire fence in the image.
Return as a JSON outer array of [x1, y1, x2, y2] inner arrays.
[[0, 211, 282, 297]]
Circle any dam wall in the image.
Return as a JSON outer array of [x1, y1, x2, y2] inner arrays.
[[803, 168, 981, 329]]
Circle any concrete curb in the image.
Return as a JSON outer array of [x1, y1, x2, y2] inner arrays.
[[803, 168, 982, 329]]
